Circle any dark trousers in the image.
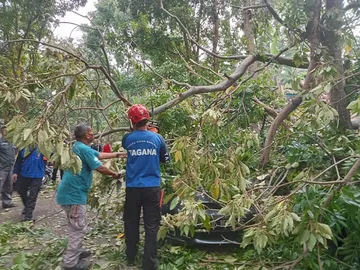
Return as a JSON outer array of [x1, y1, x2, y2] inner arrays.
[[52, 167, 64, 183], [124, 187, 161, 270], [0, 170, 13, 207], [17, 176, 42, 220]]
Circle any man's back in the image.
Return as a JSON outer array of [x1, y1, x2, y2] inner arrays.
[[14, 148, 45, 178], [56, 141, 101, 205], [122, 130, 169, 188]]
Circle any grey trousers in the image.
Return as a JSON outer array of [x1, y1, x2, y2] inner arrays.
[[62, 205, 87, 267], [0, 170, 13, 207]]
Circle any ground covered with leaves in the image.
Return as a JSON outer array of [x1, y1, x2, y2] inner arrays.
[[0, 189, 276, 270]]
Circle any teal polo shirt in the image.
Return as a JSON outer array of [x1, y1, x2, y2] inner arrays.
[[56, 141, 102, 205]]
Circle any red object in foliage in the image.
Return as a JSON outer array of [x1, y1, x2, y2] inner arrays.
[[159, 189, 165, 207], [103, 144, 112, 153], [128, 104, 150, 123]]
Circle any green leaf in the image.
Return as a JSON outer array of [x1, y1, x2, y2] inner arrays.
[[307, 233, 317, 251], [300, 229, 310, 244], [68, 79, 77, 100], [324, 84, 332, 93], [291, 162, 299, 168], [346, 100, 359, 110], [291, 213, 301, 222], [23, 129, 33, 141], [317, 223, 332, 239], [270, 36, 279, 55], [224, 256, 237, 263], [175, 256, 185, 266], [56, 142, 64, 154], [37, 129, 48, 142], [210, 184, 220, 199], [163, 193, 174, 204], [183, 225, 189, 236], [13, 251, 26, 264], [61, 149, 70, 166], [100, 262, 111, 269], [293, 171, 305, 181], [202, 215, 211, 230], [170, 196, 179, 211]]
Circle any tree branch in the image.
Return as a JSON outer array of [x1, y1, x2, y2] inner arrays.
[[189, 59, 225, 79], [5, 39, 87, 64], [261, 0, 285, 26], [344, 2, 360, 11], [4, 39, 132, 107], [260, 0, 322, 168], [231, 4, 267, 10], [159, 0, 308, 68], [143, 61, 192, 88], [69, 100, 121, 112], [17, 15, 39, 66], [94, 127, 130, 138], [252, 97, 291, 130], [152, 56, 256, 115]]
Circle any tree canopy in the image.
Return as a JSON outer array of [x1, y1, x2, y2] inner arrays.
[[2, 0, 360, 268]]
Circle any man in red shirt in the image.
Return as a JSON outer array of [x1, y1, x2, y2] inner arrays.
[[103, 141, 112, 153]]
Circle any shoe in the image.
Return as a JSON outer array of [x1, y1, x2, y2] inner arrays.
[[79, 249, 91, 259], [63, 261, 92, 270], [3, 203, 17, 209], [21, 217, 34, 222]]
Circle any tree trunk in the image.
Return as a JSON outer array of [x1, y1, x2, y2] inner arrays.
[[242, 0, 257, 73], [212, 0, 220, 72], [195, 0, 204, 62], [323, 0, 351, 129]]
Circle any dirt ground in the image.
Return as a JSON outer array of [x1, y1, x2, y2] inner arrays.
[[0, 187, 136, 269], [0, 187, 65, 228]]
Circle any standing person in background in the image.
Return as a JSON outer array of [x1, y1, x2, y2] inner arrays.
[[51, 164, 64, 184], [0, 126, 17, 209], [103, 141, 112, 153], [123, 104, 170, 270], [13, 146, 46, 221], [57, 124, 126, 270], [147, 121, 159, 133], [91, 139, 102, 152]]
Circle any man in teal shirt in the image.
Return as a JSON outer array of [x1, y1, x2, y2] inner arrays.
[[57, 124, 126, 270]]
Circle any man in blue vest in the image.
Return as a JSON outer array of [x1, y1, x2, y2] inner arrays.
[[13, 146, 46, 221], [122, 104, 170, 270]]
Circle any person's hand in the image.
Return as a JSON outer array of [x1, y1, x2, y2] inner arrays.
[[112, 172, 121, 179], [116, 152, 127, 158], [12, 174, 18, 182]]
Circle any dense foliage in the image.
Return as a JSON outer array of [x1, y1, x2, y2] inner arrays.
[[2, 0, 360, 269]]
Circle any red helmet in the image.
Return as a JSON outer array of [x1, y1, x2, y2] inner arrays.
[[128, 104, 150, 123]]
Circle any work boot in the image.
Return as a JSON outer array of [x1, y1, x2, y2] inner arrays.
[[127, 259, 135, 266], [3, 203, 17, 209], [79, 249, 91, 259], [63, 261, 91, 270]]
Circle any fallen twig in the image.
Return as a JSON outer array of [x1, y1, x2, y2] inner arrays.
[[35, 209, 63, 224]]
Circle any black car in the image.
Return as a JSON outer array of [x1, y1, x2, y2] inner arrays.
[[161, 192, 253, 246]]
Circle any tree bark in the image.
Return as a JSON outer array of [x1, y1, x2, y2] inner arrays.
[[195, 0, 204, 62], [242, 0, 257, 73], [322, 0, 351, 129], [212, 0, 220, 72]]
